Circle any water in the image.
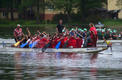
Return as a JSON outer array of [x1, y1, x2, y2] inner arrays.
[[0, 39, 122, 80]]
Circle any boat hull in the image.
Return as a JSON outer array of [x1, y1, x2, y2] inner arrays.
[[0, 46, 108, 53]]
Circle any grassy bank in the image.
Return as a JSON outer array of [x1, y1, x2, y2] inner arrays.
[[101, 19, 122, 32], [0, 19, 122, 32], [0, 19, 122, 38]]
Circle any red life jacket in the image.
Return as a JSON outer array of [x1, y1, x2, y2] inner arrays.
[[68, 37, 76, 48], [51, 37, 60, 48], [89, 26, 97, 47], [51, 40, 55, 48], [90, 26, 97, 39], [90, 26, 97, 35], [76, 38, 83, 48], [14, 28, 23, 37], [60, 37, 68, 48], [36, 38, 49, 48]]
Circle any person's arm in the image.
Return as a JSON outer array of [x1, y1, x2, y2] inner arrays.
[[92, 31, 96, 39], [14, 30, 18, 41], [26, 28, 31, 37], [56, 27, 58, 33]]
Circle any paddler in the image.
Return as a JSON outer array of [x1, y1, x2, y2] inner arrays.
[[14, 24, 24, 42], [104, 29, 112, 40], [112, 29, 118, 40], [68, 29, 77, 48], [89, 23, 98, 47], [76, 36, 83, 48], [56, 19, 65, 33], [83, 28, 87, 38], [97, 28, 103, 40]]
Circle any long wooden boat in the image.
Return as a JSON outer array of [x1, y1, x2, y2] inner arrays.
[[0, 46, 108, 53], [0, 39, 122, 44]]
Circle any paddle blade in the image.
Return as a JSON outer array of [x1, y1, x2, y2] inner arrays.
[[14, 41, 20, 47], [29, 43, 33, 48], [55, 41, 61, 49], [20, 42, 28, 48], [42, 42, 51, 52], [30, 41, 38, 48]]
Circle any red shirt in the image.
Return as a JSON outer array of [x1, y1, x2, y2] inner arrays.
[[60, 36, 68, 48], [89, 26, 97, 39], [51, 40, 55, 48], [50, 37, 60, 48], [14, 28, 23, 37], [89, 26, 97, 35], [68, 37, 76, 48], [76, 38, 83, 48], [36, 38, 49, 48]]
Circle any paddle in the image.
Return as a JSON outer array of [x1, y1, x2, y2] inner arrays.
[[20, 39, 31, 48], [42, 37, 53, 52], [29, 40, 39, 48], [29, 41, 33, 48], [13, 38, 25, 47], [55, 41, 61, 59], [42, 41, 51, 52], [55, 41, 61, 49], [75, 31, 87, 47], [20, 42, 28, 48]]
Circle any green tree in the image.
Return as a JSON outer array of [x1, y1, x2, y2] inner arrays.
[[49, 0, 106, 22], [78, 0, 106, 21], [50, 0, 78, 22], [0, 0, 14, 20], [19, 0, 45, 23]]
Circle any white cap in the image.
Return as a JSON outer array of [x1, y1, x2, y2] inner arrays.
[[17, 24, 21, 27]]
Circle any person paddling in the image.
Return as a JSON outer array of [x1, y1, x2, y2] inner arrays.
[[14, 24, 24, 42]]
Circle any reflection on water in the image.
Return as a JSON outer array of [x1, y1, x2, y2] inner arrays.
[[0, 42, 122, 80]]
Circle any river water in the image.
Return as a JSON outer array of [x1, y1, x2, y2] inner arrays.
[[0, 39, 122, 80]]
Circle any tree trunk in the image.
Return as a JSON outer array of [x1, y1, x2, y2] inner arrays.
[[6, 8, 9, 19], [10, 8, 14, 20], [66, 0, 72, 23], [36, 0, 40, 24], [80, 0, 86, 21], [10, 0, 14, 20]]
